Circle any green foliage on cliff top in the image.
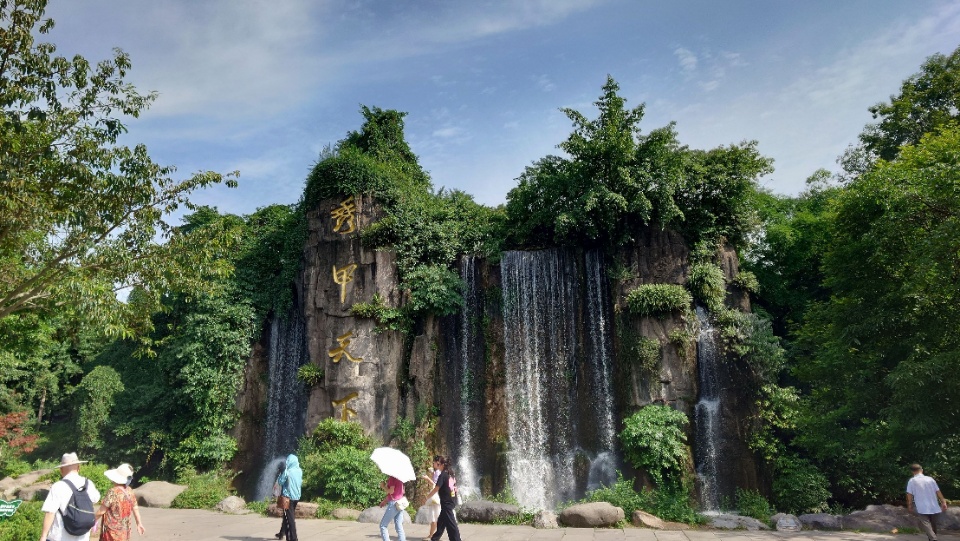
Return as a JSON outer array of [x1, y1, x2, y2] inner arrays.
[[624, 284, 692, 317]]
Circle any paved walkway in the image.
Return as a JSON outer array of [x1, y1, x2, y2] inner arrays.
[[137, 508, 960, 541]]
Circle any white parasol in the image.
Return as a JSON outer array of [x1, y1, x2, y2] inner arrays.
[[370, 447, 416, 483]]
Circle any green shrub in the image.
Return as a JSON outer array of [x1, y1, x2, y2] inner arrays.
[[631, 337, 661, 373], [78, 462, 112, 495], [171, 470, 234, 509], [582, 472, 647, 517], [309, 419, 374, 454], [304, 447, 384, 507], [296, 364, 325, 387], [619, 405, 690, 488], [314, 497, 342, 517], [687, 263, 726, 311], [246, 498, 271, 515], [351, 294, 407, 333], [772, 455, 830, 514], [735, 488, 772, 521], [77, 366, 125, 451], [0, 501, 42, 541], [732, 270, 759, 293], [624, 284, 692, 317], [0, 458, 32, 479], [649, 486, 705, 524]]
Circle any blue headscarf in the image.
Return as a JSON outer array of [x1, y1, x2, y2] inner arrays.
[[276, 454, 303, 500]]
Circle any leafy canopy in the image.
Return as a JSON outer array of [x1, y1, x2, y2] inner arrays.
[[0, 0, 239, 339]]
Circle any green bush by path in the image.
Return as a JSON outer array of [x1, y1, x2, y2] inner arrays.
[[619, 405, 690, 489], [0, 501, 42, 541], [304, 447, 384, 508], [171, 470, 234, 509]]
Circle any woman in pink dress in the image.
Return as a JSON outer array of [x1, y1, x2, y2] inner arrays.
[[96, 463, 145, 541]]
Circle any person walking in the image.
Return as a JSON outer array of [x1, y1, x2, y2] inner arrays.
[[421, 456, 461, 541], [96, 463, 145, 540], [420, 461, 442, 541], [274, 454, 302, 541], [907, 463, 949, 541], [378, 475, 407, 541], [39, 452, 102, 541]]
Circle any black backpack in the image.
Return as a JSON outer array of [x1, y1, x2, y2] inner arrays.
[[60, 478, 96, 535]]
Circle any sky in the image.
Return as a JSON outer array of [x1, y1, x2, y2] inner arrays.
[[42, 0, 960, 217]]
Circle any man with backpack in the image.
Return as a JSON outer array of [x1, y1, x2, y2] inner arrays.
[[39, 453, 101, 541]]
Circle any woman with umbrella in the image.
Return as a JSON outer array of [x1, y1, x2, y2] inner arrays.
[[371, 447, 414, 541]]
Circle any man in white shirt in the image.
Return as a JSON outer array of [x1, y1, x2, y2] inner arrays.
[[39, 452, 101, 541], [906, 463, 948, 541]]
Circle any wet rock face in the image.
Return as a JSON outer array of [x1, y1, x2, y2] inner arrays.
[[301, 195, 406, 443]]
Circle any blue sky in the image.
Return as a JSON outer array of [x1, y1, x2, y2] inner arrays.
[[44, 0, 960, 217]]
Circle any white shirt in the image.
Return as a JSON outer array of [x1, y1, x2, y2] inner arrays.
[[907, 473, 941, 515], [41, 472, 102, 541]]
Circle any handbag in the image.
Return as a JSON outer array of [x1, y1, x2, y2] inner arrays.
[[395, 496, 409, 511], [277, 495, 290, 510]]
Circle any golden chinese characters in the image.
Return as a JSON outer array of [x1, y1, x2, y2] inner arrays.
[[330, 196, 357, 234], [331, 392, 359, 421], [332, 263, 358, 304], [328, 330, 362, 363]]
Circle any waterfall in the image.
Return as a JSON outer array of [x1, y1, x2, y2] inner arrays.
[[694, 305, 722, 511], [501, 249, 617, 509], [256, 307, 308, 500], [584, 250, 618, 491], [455, 255, 481, 499]]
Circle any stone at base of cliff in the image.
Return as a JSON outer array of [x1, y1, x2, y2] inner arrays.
[[457, 501, 520, 523], [771, 513, 801, 531], [841, 504, 915, 532], [632, 510, 664, 529], [559, 502, 624, 528], [216, 496, 248, 514], [708, 513, 770, 530], [938, 507, 960, 530], [136, 481, 188, 508], [798, 513, 841, 530], [358, 506, 411, 524], [533, 510, 558, 529], [268, 502, 319, 518], [332, 508, 361, 520]]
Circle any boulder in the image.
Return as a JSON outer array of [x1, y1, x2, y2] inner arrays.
[[457, 501, 520, 523], [841, 504, 915, 533], [16, 482, 51, 502], [559, 502, 624, 528], [358, 506, 411, 524], [0, 469, 54, 500], [708, 513, 770, 530], [215, 496, 247, 514], [135, 481, 187, 508], [632, 510, 665, 529], [771, 513, 801, 531], [798, 513, 842, 530], [938, 507, 960, 530], [532, 510, 558, 529], [332, 508, 361, 520], [267, 502, 318, 518]]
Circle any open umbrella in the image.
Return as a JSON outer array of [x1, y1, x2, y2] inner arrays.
[[370, 447, 416, 483]]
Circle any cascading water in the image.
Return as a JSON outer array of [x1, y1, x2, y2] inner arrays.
[[454, 255, 481, 499], [694, 305, 722, 511], [256, 307, 309, 500], [501, 249, 618, 509], [584, 250, 618, 491]]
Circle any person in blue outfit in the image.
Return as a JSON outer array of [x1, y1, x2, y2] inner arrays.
[[378, 475, 407, 541], [274, 454, 302, 541]]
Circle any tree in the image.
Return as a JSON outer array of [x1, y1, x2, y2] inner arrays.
[[795, 125, 960, 503], [842, 45, 960, 174], [0, 0, 238, 338]]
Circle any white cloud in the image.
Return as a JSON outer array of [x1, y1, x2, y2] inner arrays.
[[674, 47, 698, 72], [433, 127, 463, 138], [535, 74, 556, 92]]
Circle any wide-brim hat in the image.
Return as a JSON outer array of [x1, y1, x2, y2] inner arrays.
[[104, 463, 134, 485], [59, 453, 88, 468]]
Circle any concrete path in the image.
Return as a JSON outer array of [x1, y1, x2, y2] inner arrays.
[[137, 507, 960, 541]]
